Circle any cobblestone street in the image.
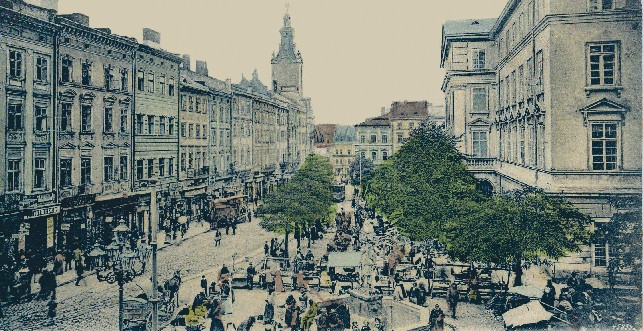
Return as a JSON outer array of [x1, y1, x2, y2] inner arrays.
[[0, 220, 276, 331]]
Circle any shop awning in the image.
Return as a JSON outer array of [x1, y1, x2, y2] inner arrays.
[[328, 252, 362, 268]]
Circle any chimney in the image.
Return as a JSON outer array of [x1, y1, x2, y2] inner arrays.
[[381, 107, 386, 115], [62, 13, 89, 26], [182, 54, 191, 71], [23, 0, 58, 11], [142, 28, 161, 46], [195, 60, 208, 76], [225, 78, 232, 90]]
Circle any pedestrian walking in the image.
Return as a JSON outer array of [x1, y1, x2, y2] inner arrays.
[[246, 263, 256, 290], [263, 296, 275, 325], [214, 230, 222, 247], [53, 252, 64, 276], [231, 221, 237, 235], [201, 275, 208, 296], [446, 283, 459, 319], [47, 298, 57, 319], [75, 260, 85, 286], [73, 247, 83, 270], [225, 220, 230, 235], [264, 241, 269, 256], [429, 304, 445, 331]]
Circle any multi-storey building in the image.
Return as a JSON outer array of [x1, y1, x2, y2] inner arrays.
[[441, 0, 642, 272], [178, 56, 210, 223], [355, 101, 443, 165], [0, 3, 315, 260], [0, 0, 57, 258], [55, 12, 138, 250], [331, 143, 355, 183], [133, 28, 181, 233]]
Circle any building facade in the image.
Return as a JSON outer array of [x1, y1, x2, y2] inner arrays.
[[441, 0, 642, 271], [0, 2, 314, 261], [0, 1, 57, 259], [56, 13, 138, 251]]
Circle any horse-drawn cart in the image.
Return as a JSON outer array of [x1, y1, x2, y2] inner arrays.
[[123, 297, 151, 330]]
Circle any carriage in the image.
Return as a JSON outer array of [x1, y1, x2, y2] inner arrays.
[[123, 296, 152, 330]]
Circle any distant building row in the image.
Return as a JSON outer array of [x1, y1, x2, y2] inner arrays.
[[0, 0, 313, 258]]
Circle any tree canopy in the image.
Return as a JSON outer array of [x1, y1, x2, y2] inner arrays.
[[258, 154, 336, 235], [349, 154, 375, 186], [363, 124, 591, 270]]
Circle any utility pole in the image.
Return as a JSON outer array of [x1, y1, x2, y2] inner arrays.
[[150, 187, 159, 331]]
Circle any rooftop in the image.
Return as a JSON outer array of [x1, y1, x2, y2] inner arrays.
[[442, 18, 497, 37]]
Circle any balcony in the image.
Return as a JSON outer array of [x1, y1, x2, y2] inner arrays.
[[465, 157, 498, 172], [59, 183, 94, 199]]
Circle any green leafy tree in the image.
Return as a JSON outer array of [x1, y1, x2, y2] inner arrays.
[[258, 154, 336, 255], [349, 154, 375, 186], [591, 196, 642, 292]]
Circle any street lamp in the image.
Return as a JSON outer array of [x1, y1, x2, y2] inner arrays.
[[95, 219, 136, 331]]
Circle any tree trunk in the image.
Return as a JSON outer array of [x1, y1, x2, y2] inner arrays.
[[284, 230, 289, 258], [512, 259, 523, 287]]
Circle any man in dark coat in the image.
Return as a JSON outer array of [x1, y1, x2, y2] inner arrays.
[[429, 304, 445, 330], [446, 283, 459, 319], [246, 263, 256, 289]]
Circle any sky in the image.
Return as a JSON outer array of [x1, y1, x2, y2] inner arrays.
[[58, 0, 508, 125]]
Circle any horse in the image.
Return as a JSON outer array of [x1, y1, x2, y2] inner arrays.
[[163, 270, 182, 307]]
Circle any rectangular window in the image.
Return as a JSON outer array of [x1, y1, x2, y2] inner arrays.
[[104, 67, 113, 90], [61, 56, 73, 83], [472, 87, 488, 113], [159, 116, 166, 135], [120, 156, 128, 180], [181, 152, 187, 171], [381, 135, 388, 144], [370, 135, 377, 144], [189, 96, 194, 111], [518, 65, 524, 100], [34, 104, 47, 132], [196, 124, 201, 138], [397, 134, 403, 143], [147, 159, 154, 178], [535, 50, 543, 91], [121, 69, 128, 91], [511, 70, 516, 104], [104, 107, 113, 133], [591, 123, 618, 170], [590, 0, 614, 11], [189, 123, 194, 138], [104, 157, 115, 182], [196, 98, 201, 113], [588, 43, 617, 86], [81, 158, 91, 185], [371, 151, 377, 161], [81, 62, 92, 85], [147, 115, 154, 134], [168, 118, 175, 135], [136, 114, 143, 134], [472, 49, 485, 70], [189, 151, 194, 169], [382, 151, 388, 160], [158, 75, 166, 95], [33, 157, 46, 189], [472, 131, 488, 157], [81, 105, 92, 132], [60, 158, 72, 187], [159, 157, 165, 177], [168, 78, 175, 96], [168, 158, 174, 176], [147, 73, 155, 93], [61, 103, 72, 131], [9, 49, 23, 79], [7, 159, 21, 192], [120, 107, 128, 133], [137, 70, 145, 91], [8, 101, 23, 131], [181, 123, 186, 137], [36, 56, 48, 82], [136, 160, 144, 180]]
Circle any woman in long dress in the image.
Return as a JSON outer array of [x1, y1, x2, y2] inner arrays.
[[273, 269, 284, 292]]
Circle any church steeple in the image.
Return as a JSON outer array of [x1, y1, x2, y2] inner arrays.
[[272, 7, 304, 96], [272, 8, 302, 64]]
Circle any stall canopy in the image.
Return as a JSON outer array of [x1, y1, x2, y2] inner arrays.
[[328, 252, 362, 268], [508, 285, 544, 299], [502, 301, 553, 328]]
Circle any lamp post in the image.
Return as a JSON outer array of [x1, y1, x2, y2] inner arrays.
[[96, 219, 135, 331]]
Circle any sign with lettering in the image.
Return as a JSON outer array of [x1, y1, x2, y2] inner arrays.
[[46, 217, 54, 248], [26, 205, 60, 219], [61, 223, 71, 231]]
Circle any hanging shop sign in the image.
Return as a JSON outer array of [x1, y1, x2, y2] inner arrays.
[[46, 217, 54, 248], [25, 205, 60, 219]]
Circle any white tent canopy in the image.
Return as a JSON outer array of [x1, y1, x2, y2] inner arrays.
[[503, 301, 553, 328]]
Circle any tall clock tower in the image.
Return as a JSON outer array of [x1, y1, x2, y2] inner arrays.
[[271, 10, 303, 97]]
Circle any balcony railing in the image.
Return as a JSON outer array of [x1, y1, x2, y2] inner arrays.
[[465, 157, 498, 170]]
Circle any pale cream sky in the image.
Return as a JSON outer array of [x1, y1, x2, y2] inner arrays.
[[58, 0, 507, 125]]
